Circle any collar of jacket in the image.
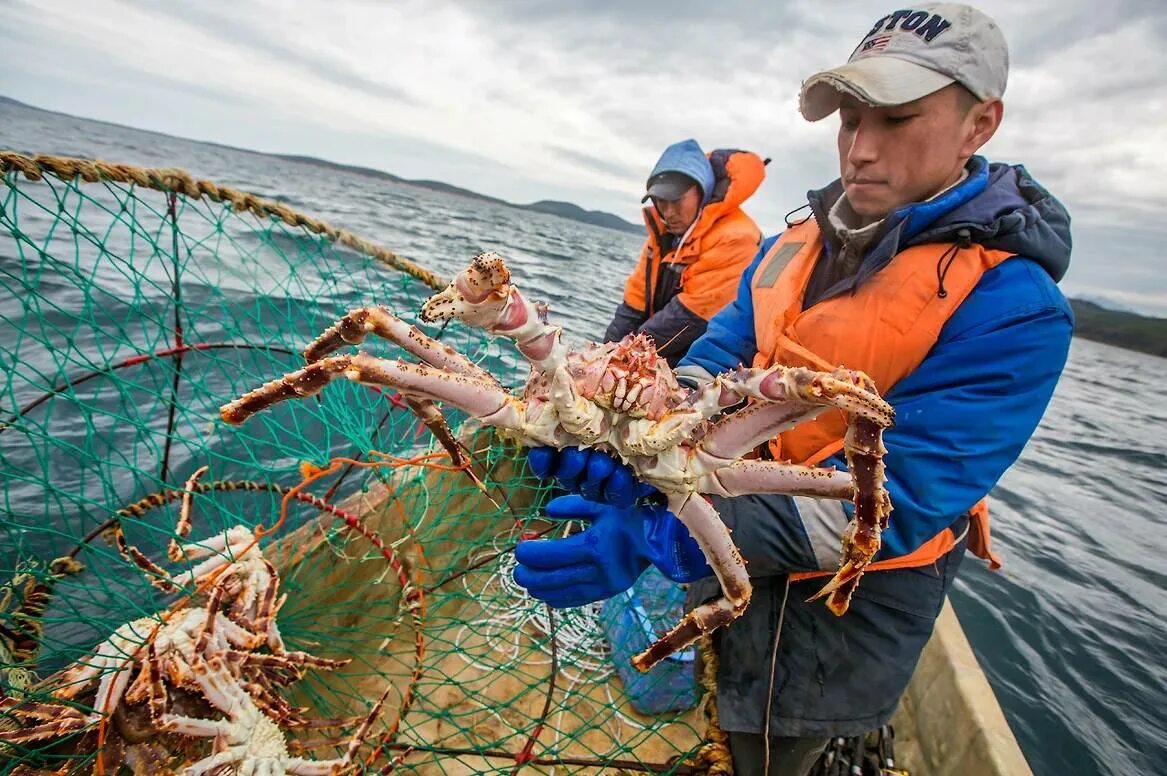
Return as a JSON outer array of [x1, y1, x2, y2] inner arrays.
[[804, 156, 992, 300]]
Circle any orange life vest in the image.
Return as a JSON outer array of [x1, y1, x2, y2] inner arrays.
[[750, 216, 1008, 576], [623, 150, 765, 320]]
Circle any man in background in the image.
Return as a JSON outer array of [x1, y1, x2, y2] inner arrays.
[[604, 138, 765, 365]]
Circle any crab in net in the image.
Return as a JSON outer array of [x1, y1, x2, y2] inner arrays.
[[220, 252, 895, 673], [0, 467, 384, 775]]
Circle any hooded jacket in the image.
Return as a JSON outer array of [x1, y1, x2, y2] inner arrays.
[[604, 145, 765, 365], [678, 157, 1074, 736]]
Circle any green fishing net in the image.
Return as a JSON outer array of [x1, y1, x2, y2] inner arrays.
[[0, 154, 726, 775]]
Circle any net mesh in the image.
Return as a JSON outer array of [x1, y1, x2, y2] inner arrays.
[[0, 154, 728, 774]]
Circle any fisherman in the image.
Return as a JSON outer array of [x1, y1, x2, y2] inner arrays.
[[604, 138, 766, 366], [516, 4, 1074, 774]]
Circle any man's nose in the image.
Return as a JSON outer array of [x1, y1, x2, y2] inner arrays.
[[846, 126, 879, 167]]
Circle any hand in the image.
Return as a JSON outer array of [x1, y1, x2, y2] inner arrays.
[[527, 447, 656, 506], [513, 494, 713, 609]]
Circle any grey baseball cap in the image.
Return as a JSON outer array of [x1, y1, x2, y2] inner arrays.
[[799, 3, 1009, 122], [643, 171, 699, 203]]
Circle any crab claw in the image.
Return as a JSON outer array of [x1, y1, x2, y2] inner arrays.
[[421, 252, 567, 371], [420, 252, 512, 326]]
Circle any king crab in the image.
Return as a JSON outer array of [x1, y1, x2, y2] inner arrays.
[[220, 252, 895, 672], [158, 653, 375, 776], [0, 467, 382, 774]]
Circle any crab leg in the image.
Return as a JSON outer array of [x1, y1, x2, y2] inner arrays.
[[220, 353, 551, 445], [806, 417, 892, 614], [689, 365, 894, 616], [302, 306, 502, 469], [173, 525, 255, 560], [692, 459, 856, 500], [243, 677, 309, 725], [619, 363, 892, 459], [89, 624, 146, 718], [303, 305, 498, 384], [109, 520, 179, 593], [169, 465, 209, 562], [170, 537, 260, 590], [704, 365, 894, 455], [52, 617, 150, 704], [145, 641, 170, 723], [197, 582, 267, 656], [242, 558, 281, 637], [694, 399, 831, 461], [0, 696, 94, 743], [631, 493, 749, 673]]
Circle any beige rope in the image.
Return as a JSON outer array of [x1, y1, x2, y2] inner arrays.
[[686, 635, 735, 775], [0, 150, 447, 291]]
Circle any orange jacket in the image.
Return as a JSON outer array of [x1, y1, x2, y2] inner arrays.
[[622, 149, 765, 320], [750, 216, 1007, 574]]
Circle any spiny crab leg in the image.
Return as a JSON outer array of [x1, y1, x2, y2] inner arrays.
[[690, 459, 856, 501], [220, 353, 564, 449], [618, 363, 892, 460], [664, 363, 892, 498], [0, 696, 94, 744], [805, 417, 892, 614], [302, 306, 503, 470], [302, 305, 498, 384], [702, 365, 894, 458], [689, 364, 893, 616], [692, 394, 829, 461], [631, 493, 749, 672], [169, 527, 261, 590]]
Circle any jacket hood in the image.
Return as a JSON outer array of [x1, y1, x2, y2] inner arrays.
[[643, 148, 766, 235], [646, 139, 717, 205], [706, 148, 767, 212], [806, 156, 1072, 285]]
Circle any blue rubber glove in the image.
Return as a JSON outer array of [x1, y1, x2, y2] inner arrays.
[[513, 494, 713, 609], [527, 446, 654, 506]]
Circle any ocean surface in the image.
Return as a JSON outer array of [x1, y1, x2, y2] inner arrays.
[[2, 101, 1165, 776]]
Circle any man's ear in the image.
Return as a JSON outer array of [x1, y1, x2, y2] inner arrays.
[[963, 99, 1004, 156]]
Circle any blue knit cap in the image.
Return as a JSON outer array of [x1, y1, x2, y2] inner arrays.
[[642, 139, 715, 206]]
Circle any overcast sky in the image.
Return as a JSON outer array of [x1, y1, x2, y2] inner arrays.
[[2, 0, 1165, 314]]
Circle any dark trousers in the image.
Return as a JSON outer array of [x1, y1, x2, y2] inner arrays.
[[728, 732, 828, 776]]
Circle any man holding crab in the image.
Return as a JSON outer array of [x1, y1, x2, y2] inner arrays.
[[516, 4, 1074, 774]]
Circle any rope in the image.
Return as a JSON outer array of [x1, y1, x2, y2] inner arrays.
[[689, 635, 735, 775], [0, 149, 447, 291], [158, 192, 185, 485]]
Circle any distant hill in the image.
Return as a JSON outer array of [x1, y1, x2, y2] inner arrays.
[[1074, 294, 1136, 314], [521, 200, 643, 233], [271, 154, 641, 234], [1069, 298, 1167, 358], [0, 96, 642, 235]]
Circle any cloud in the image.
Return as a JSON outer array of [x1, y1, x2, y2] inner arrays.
[[128, 2, 422, 109], [548, 146, 641, 183], [2, 0, 1165, 313]]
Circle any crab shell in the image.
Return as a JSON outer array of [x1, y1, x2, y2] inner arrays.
[[567, 334, 685, 421]]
